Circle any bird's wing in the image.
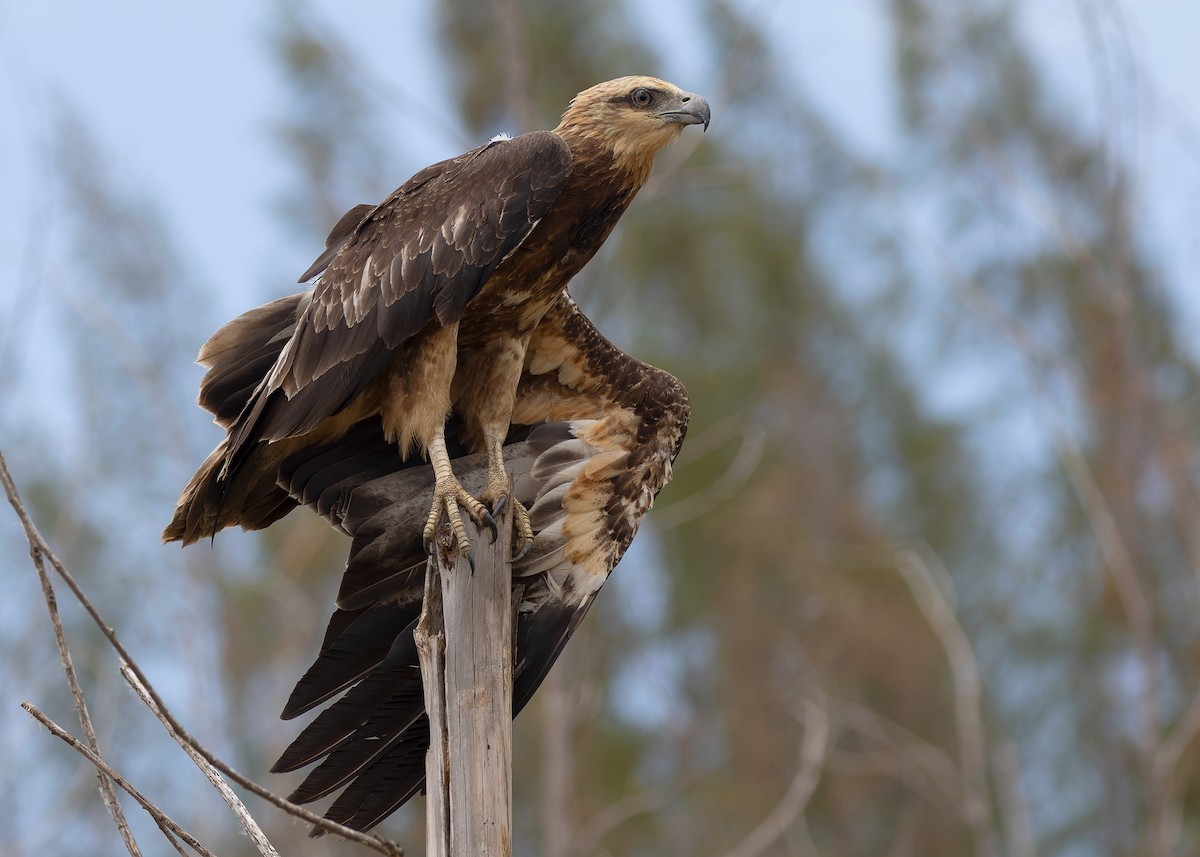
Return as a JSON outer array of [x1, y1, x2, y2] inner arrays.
[[268, 292, 690, 832], [224, 131, 573, 475], [193, 291, 312, 429]]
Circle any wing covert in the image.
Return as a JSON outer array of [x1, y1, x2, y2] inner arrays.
[[228, 131, 573, 462], [265, 294, 690, 832]]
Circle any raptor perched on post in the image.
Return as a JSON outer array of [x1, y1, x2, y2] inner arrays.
[[165, 76, 707, 830]]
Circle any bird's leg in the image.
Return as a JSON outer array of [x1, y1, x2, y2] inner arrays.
[[456, 336, 534, 558], [481, 427, 534, 559], [423, 427, 495, 560]]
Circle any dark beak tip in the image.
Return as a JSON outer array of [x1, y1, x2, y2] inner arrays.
[[693, 95, 711, 132]]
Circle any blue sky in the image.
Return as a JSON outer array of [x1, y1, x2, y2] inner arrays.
[[3, 0, 1198, 336]]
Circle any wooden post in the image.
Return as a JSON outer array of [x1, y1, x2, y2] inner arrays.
[[416, 492, 514, 857], [415, 559, 449, 857]]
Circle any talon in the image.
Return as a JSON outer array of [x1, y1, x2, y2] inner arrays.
[[483, 510, 499, 544], [422, 477, 489, 560], [484, 493, 506, 544], [511, 498, 534, 562]]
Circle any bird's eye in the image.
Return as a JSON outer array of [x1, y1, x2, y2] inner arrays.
[[630, 88, 653, 107]]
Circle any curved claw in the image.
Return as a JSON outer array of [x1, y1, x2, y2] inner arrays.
[[511, 498, 534, 562], [511, 538, 533, 562], [423, 477, 488, 562], [482, 509, 500, 544]]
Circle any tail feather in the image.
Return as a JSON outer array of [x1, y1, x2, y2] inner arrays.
[[162, 439, 297, 544], [165, 293, 310, 543]]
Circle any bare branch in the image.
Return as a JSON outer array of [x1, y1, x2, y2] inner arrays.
[[119, 663, 279, 857], [570, 788, 676, 857], [1, 448, 404, 856], [832, 699, 963, 811], [21, 702, 218, 857], [718, 685, 830, 857], [893, 546, 996, 850], [1150, 686, 1200, 853], [992, 743, 1038, 857], [1, 451, 141, 856]]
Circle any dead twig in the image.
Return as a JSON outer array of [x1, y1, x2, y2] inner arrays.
[[1150, 686, 1200, 853], [2, 451, 141, 856], [119, 663, 279, 857], [1, 448, 404, 856], [570, 788, 676, 857], [20, 702, 217, 857], [894, 546, 997, 852], [718, 682, 830, 857]]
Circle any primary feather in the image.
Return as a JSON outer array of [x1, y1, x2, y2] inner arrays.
[[165, 76, 705, 832]]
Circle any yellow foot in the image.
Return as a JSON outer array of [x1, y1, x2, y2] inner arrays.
[[422, 475, 497, 562]]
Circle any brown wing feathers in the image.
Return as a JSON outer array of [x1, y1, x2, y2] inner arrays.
[[226, 132, 572, 470], [165, 76, 702, 832], [234, 298, 685, 832], [167, 269, 688, 832], [164, 133, 572, 544]]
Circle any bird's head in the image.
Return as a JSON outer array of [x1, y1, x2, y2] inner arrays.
[[555, 76, 711, 174]]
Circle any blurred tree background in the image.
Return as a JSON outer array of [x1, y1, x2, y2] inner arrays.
[[2, 1, 1199, 855]]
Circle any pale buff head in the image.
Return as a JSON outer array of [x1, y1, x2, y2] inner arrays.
[[554, 76, 710, 173]]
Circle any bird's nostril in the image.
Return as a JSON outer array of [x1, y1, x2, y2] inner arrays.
[[681, 95, 691, 103]]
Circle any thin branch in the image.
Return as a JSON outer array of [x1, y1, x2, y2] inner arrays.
[[1150, 685, 1200, 853], [21, 702, 218, 857], [119, 663, 279, 857], [2, 451, 141, 856], [992, 743, 1038, 857], [894, 547, 996, 853], [569, 788, 676, 857], [1, 449, 404, 856], [717, 688, 830, 857], [832, 699, 963, 811]]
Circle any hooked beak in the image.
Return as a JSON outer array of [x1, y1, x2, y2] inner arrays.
[[658, 91, 711, 132]]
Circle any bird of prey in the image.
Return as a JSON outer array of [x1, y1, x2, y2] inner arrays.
[[164, 76, 707, 831]]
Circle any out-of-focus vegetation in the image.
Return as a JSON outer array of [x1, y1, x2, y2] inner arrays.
[[3, 1, 1198, 855]]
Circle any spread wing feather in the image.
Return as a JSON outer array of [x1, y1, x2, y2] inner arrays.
[[258, 293, 689, 833], [223, 131, 572, 477], [171, 283, 688, 833]]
